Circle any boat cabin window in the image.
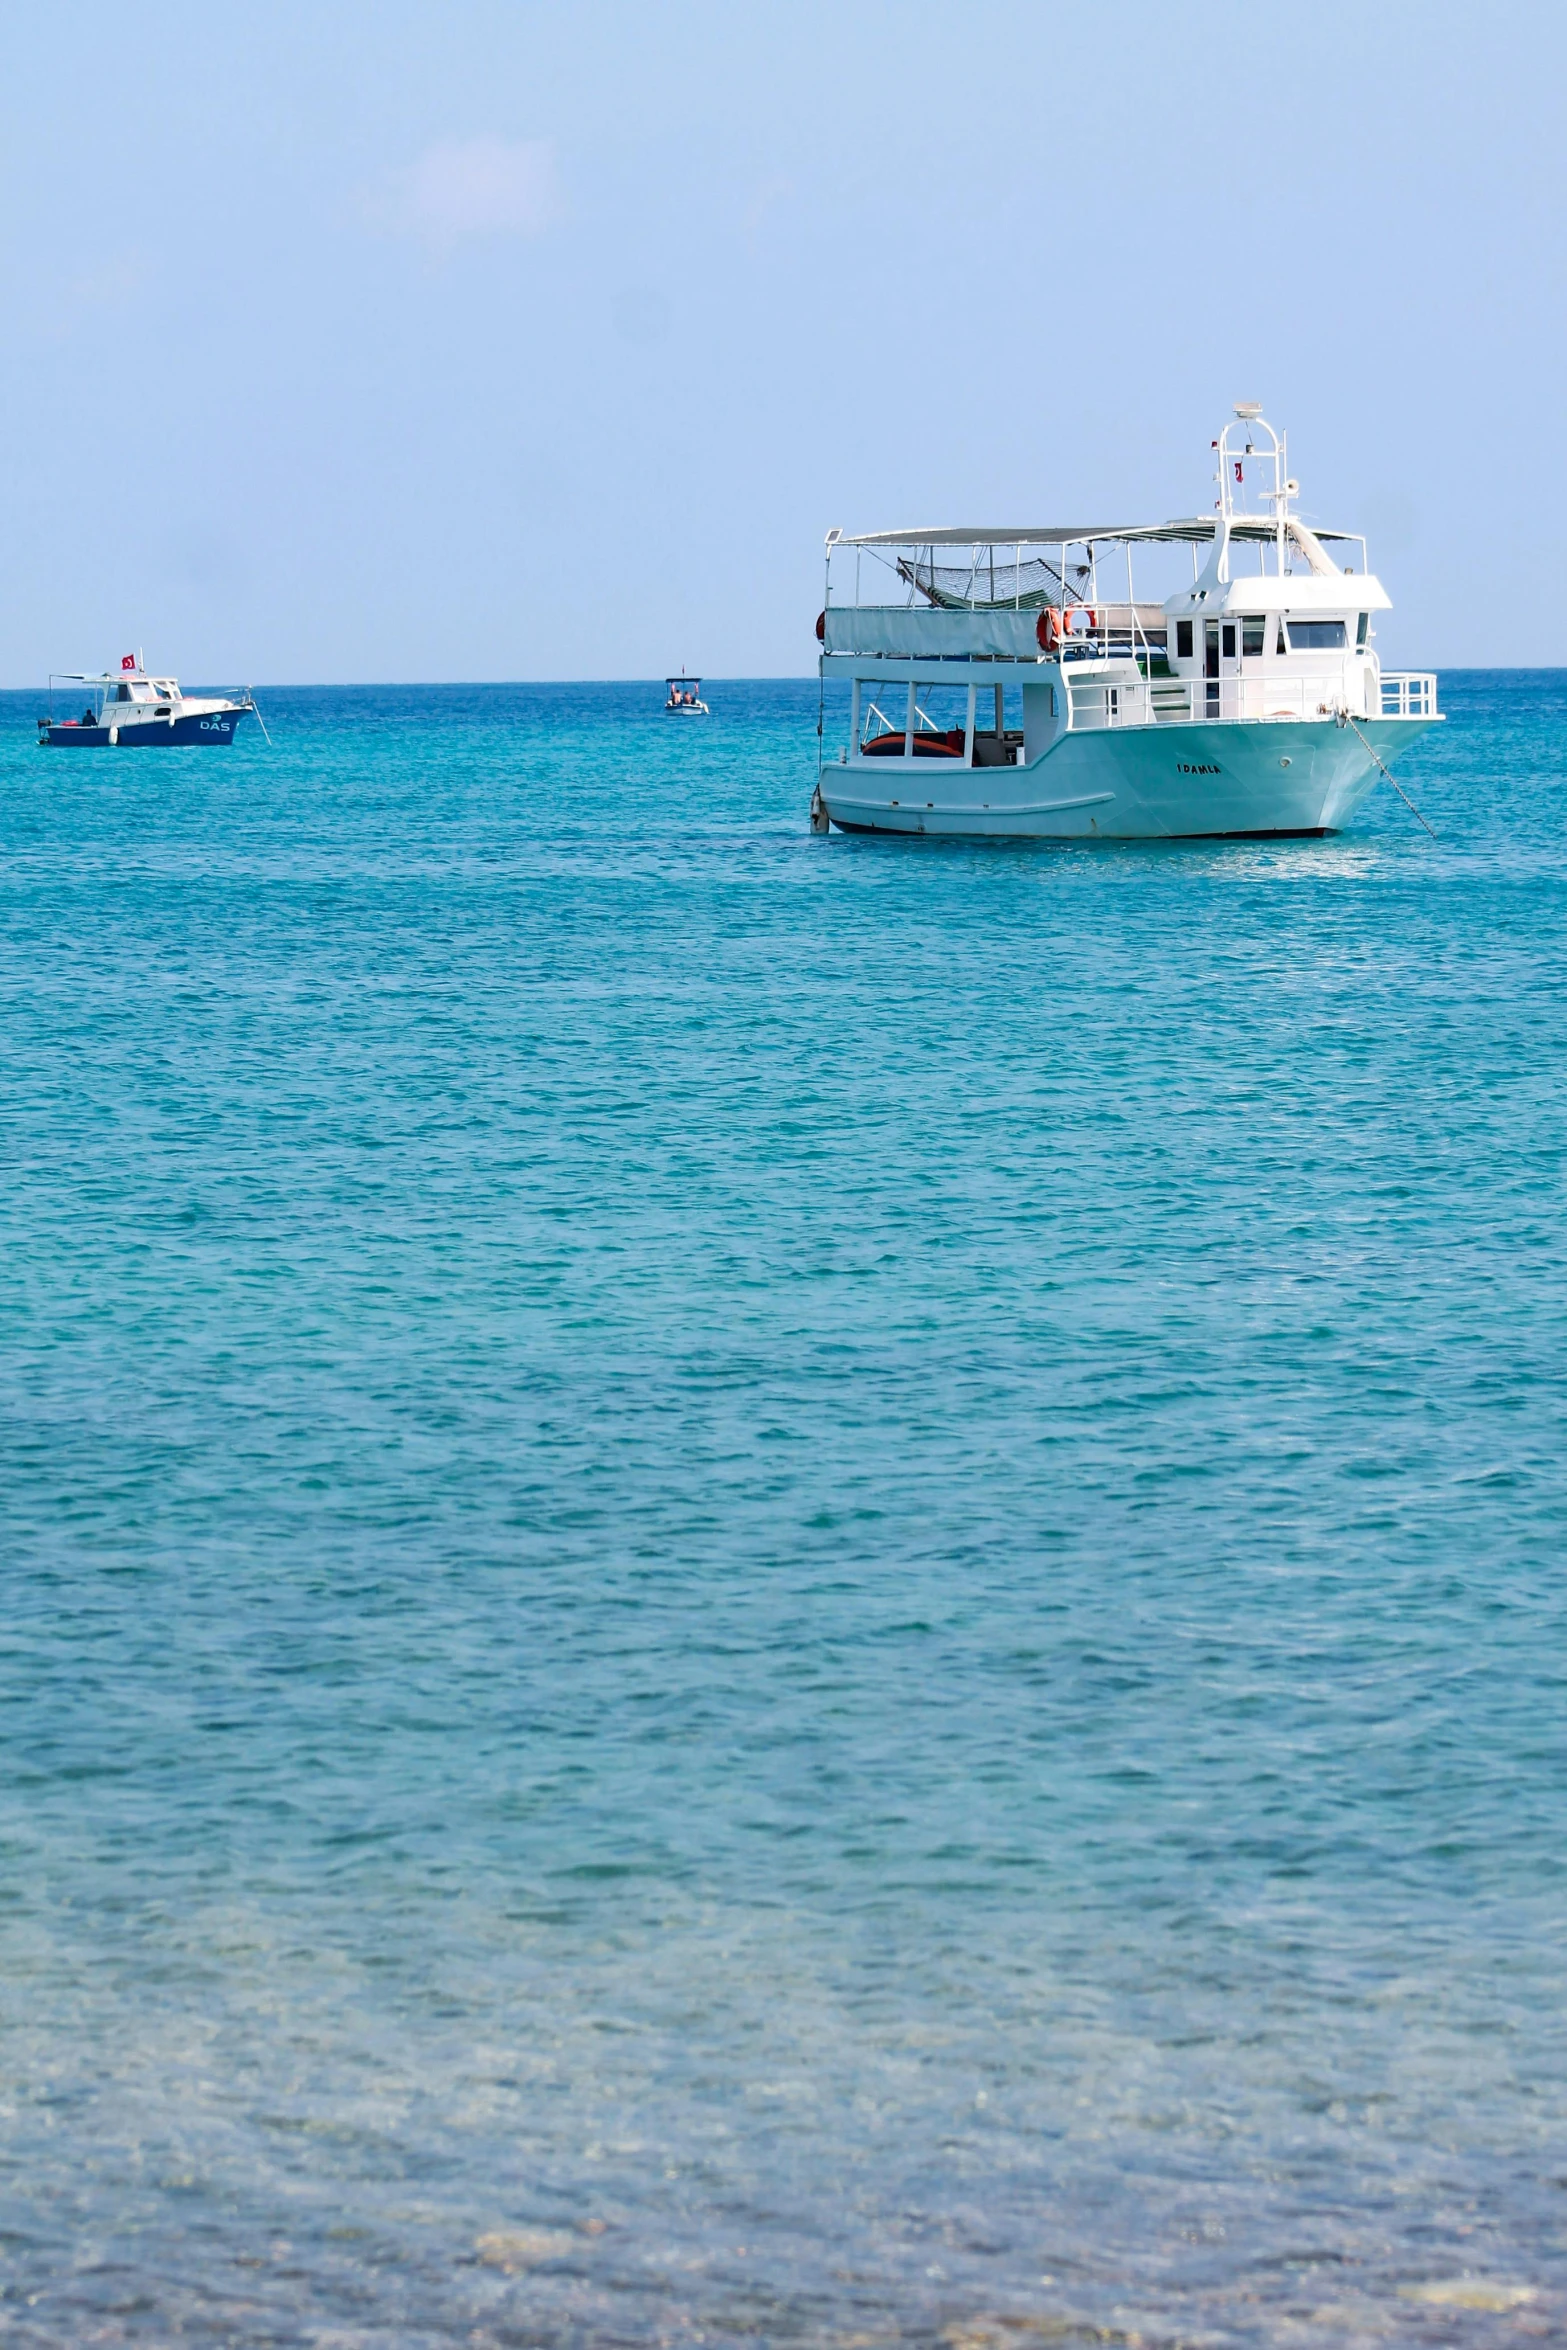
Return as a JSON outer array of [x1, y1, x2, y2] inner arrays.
[[114, 681, 131, 701], [1285, 619, 1348, 651], [1221, 623, 1236, 660], [1176, 619, 1193, 660], [1356, 613, 1369, 650], [1240, 617, 1266, 658], [857, 678, 1025, 765]]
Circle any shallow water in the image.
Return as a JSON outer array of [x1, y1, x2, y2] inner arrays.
[[1, 675, 1564, 2347]]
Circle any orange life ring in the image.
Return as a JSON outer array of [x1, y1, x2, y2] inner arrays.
[[1041, 603, 1105, 648]]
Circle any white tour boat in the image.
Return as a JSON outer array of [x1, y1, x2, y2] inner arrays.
[[810, 407, 1439, 839], [39, 656, 261, 748]]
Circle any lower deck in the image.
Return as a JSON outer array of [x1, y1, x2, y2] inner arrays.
[[823, 654, 1438, 779], [815, 701, 1440, 840]]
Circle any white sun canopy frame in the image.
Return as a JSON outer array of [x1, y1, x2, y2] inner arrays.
[[842, 518, 1363, 548]]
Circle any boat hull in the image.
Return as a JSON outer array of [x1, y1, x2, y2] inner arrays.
[[41, 708, 250, 748], [818, 715, 1436, 839]]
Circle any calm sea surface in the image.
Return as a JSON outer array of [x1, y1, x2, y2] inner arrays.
[[1, 676, 1564, 2348]]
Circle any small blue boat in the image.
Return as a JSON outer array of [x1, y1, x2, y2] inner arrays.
[[38, 657, 262, 748]]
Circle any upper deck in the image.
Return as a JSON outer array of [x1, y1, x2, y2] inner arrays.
[[818, 409, 1436, 734]]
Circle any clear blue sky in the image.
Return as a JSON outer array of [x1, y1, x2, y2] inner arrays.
[[1, 1, 1558, 682]]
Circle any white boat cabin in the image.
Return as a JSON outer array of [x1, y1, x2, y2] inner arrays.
[[108, 674, 183, 711]]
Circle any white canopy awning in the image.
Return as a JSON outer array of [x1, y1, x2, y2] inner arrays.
[[844, 516, 1361, 549], [844, 525, 1135, 548]]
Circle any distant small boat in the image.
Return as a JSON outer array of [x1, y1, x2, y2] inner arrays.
[[38, 656, 261, 747], [664, 674, 709, 715]]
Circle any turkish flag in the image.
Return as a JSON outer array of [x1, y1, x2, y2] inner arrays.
[[122, 654, 135, 670]]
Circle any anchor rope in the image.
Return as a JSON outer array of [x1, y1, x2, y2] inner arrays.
[[1339, 707, 1437, 839]]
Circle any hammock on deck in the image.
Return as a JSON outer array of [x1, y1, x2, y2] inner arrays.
[[897, 553, 1070, 610]]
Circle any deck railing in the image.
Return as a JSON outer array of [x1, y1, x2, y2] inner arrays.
[[1064, 671, 1440, 731], [1068, 673, 1357, 730], [1379, 673, 1439, 718]]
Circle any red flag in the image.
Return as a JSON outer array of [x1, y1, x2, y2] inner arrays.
[[122, 654, 135, 670]]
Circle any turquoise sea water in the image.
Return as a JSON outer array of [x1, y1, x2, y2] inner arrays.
[[1, 675, 1563, 2348]]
